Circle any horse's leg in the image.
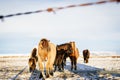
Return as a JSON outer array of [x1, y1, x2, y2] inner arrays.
[[46, 61, 50, 78], [74, 58, 77, 70], [38, 61, 45, 80], [86, 58, 88, 63], [58, 65, 61, 71], [63, 57, 66, 66], [49, 63, 54, 76], [54, 65, 57, 72], [61, 61, 64, 71], [54, 59, 57, 72], [70, 57, 74, 71], [58, 59, 63, 71], [58, 62, 61, 71], [84, 57, 86, 63], [71, 60, 74, 71], [46, 61, 54, 78]]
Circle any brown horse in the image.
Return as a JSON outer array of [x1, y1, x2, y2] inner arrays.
[[38, 38, 56, 79], [28, 48, 38, 72], [56, 42, 79, 71], [56, 43, 73, 66], [69, 41, 79, 70], [83, 49, 90, 63], [54, 49, 68, 71]]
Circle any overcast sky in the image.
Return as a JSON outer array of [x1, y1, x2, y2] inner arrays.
[[0, 0, 120, 55]]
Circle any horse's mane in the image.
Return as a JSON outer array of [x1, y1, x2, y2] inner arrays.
[[70, 41, 76, 48], [39, 38, 51, 52]]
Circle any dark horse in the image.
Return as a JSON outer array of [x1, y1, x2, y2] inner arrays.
[[55, 41, 79, 71], [28, 48, 38, 72], [54, 43, 73, 71], [54, 49, 67, 71], [83, 49, 90, 63]]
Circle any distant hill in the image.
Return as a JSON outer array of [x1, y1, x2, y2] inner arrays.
[[90, 51, 120, 56]]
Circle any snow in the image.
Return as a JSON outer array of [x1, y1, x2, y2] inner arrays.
[[0, 55, 120, 80]]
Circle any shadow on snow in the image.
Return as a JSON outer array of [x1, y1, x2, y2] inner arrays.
[[29, 62, 120, 80]]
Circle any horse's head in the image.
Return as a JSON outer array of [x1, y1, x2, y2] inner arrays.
[[39, 38, 51, 52], [28, 57, 37, 72], [39, 38, 50, 48]]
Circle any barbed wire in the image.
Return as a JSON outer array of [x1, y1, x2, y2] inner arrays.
[[0, 0, 119, 21]]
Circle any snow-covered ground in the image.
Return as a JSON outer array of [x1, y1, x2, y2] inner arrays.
[[0, 55, 120, 80]]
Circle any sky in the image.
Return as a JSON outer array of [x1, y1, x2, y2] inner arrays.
[[0, 0, 120, 55]]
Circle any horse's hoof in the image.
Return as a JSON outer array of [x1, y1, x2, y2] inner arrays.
[[39, 73, 43, 78], [50, 71, 54, 76], [54, 69, 56, 72], [46, 74, 49, 78], [75, 67, 77, 70]]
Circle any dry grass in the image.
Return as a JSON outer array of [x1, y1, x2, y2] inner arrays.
[[0, 55, 120, 80]]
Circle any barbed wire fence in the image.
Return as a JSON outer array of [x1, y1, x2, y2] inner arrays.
[[0, 0, 119, 22]]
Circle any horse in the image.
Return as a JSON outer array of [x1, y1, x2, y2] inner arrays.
[[54, 49, 67, 71], [56, 43, 73, 66], [38, 38, 56, 80], [28, 48, 38, 72], [56, 42, 79, 71], [83, 49, 90, 63], [69, 41, 79, 70]]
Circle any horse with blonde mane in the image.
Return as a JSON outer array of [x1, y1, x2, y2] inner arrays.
[[38, 38, 56, 80]]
